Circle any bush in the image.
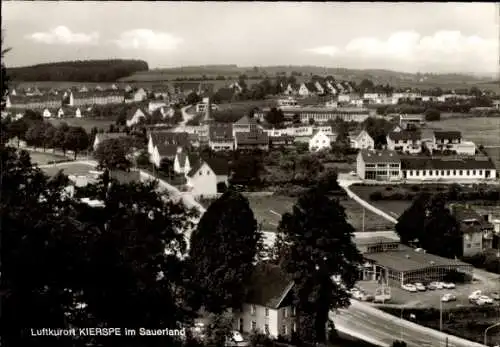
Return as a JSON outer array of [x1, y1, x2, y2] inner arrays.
[[385, 186, 393, 191], [369, 191, 383, 201], [409, 185, 420, 192]]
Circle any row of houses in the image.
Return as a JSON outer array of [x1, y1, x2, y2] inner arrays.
[[255, 106, 371, 124], [356, 149, 497, 182]]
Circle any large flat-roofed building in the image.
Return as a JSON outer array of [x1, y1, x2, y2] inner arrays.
[[356, 149, 402, 181], [355, 237, 473, 286]]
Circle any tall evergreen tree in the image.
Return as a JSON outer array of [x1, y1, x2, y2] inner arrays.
[[277, 187, 362, 343], [188, 191, 262, 314], [395, 192, 431, 245]]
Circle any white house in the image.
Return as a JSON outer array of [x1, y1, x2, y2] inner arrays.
[[356, 149, 402, 181], [350, 130, 374, 150], [283, 83, 298, 96], [75, 108, 82, 118], [338, 95, 351, 103], [149, 101, 167, 113], [386, 130, 422, 154], [133, 88, 147, 102], [57, 108, 64, 118], [308, 131, 331, 152], [185, 158, 229, 197], [298, 83, 316, 97], [325, 81, 337, 95], [232, 263, 296, 339], [314, 81, 325, 95], [43, 109, 52, 118], [126, 108, 147, 127], [429, 131, 476, 155]]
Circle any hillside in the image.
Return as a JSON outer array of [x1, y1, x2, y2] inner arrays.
[[119, 65, 497, 90], [9, 59, 149, 83]]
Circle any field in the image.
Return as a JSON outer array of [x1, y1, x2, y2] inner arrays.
[[47, 118, 116, 132], [425, 116, 500, 147], [339, 197, 397, 231], [246, 195, 296, 231], [349, 185, 412, 218], [29, 151, 69, 165], [41, 162, 96, 177]]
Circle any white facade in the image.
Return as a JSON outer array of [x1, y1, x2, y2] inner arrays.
[[403, 167, 497, 182], [386, 134, 422, 154], [75, 108, 82, 118], [149, 101, 167, 113], [314, 81, 325, 95], [43, 109, 52, 118], [133, 88, 147, 102], [325, 81, 337, 95], [57, 108, 64, 118], [298, 83, 312, 96], [309, 131, 331, 152], [338, 95, 351, 103], [173, 153, 194, 175], [126, 108, 147, 127], [186, 162, 218, 197], [351, 130, 374, 150]]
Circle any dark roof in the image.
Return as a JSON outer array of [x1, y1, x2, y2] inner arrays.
[[157, 144, 179, 158], [234, 115, 257, 126], [451, 205, 494, 230], [360, 149, 400, 163], [364, 245, 470, 272], [245, 263, 293, 309], [235, 131, 269, 145], [434, 131, 462, 140], [150, 131, 190, 147], [176, 152, 200, 169], [9, 95, 62, 103], [186, 157, 229, 177], [304, 82, 317, 91], [127, 107, 147, 120], [209, 123, 233, 141], [388, 130, 422, 141], [401, 156, 495, 170]]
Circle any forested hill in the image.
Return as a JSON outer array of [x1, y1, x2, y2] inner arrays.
[[8, 59, 149, 82]]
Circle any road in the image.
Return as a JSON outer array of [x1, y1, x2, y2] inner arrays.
[[333, 300, 486, 347], [172, 105, 197, 133]]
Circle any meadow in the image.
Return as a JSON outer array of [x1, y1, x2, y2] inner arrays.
[[426, 116, 500, 147], [47, 118, 116, 132]]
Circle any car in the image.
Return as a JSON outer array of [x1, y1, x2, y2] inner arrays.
[[402, 284, 417, 292], [225, 331, 249, 347], [442, 282, 455, 289], [469, 290, 482, 299], [414, 283, 426, 291], [349, 171, 357, 176], [441, 293, 457, 302], [435, 282, 446, 289], [362, 293, 374, 302], [478, 295, 493, 304], [427, 282, 437, 290], [490, 292, 500, 300]]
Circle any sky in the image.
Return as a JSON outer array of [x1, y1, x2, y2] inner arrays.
[[2, 2, 499, 75]]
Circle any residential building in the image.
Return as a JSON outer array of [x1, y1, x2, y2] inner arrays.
[[277, 97, 299, 108], [232, 263, 295, 339], [309, 131, 331, 152], [269, 135, 295, 148], [356, 150, 402, 181], [298, 82, 317, 97], [42, 109, 52, 118], [6, 95, 62, 110], [256, 107, 370, 124], [283, 83, 299, 96], [429, 131, 476, 155], [325, 81, 338, 95], [386, 130, 422, 154], [451, 205, 495, 256], [133, 88, 148, 102], [350, 130, 375, 150], [148, 131, 190, 163], [208, 123, 234, 151], [149, 101, 167, 113], [68, 90, 125, 106], [235, 131, 269, 151], [185, 157, 229, 197], [195, 102, 219, 113], [173, 150, 200, 175], [93, 132, 128, 151], [399, 114, 424, 129], [314, 81, 326, 95], [126, 107, 147, 127], [400, 156, 497, 182], [151, 144, 181, 167]]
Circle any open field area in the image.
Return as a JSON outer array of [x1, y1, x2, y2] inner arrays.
[[339, 198, 396, 231], [29, 151, 69, 165], [47, 118, 116, 132], [246, 195, 296, 231], [485, 147, 500, 172], [425, 116, 500, 147], [41, 162, 96, 177], [349, 185, 413, 218]]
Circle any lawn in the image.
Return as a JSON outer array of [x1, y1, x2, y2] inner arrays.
[[339, 197, 397, 231], [246, 195, 296, 232], [425, 116, 500, 147], [349, 185, 412, 218], [48, 118, 116, 132], [41, 162, 97, 177], [485, 147, 500, 173], [29, 151, 69, 165]]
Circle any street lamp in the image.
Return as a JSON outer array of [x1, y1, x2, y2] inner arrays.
[[484, 321, 500, 346]]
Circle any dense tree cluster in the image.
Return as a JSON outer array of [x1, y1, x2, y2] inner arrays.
[[8, 59, 148, 82]]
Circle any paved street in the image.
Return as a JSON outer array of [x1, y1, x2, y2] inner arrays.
[[333, 300, 486, 347]]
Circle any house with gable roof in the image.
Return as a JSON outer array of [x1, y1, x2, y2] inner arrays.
[[185, 157, 229, 197], [308, 131, 331, 152], [173, 150, 200, 175], [350, 130, 374, 150], [126, 107, 147, 127], [148, 131, 190, 167], [232, 262, 296, 338], [92, 132, 129, 151], [208, 123, 234, 151], [298, 82, 317, 97]]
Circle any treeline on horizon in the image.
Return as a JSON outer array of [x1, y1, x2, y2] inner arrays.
[[8, 59, 149, 82]]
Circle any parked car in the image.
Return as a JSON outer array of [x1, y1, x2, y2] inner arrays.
[[362, 293, 374, 302], [469, 290, 482, 301], [402, 284, 417, 292], [427, 282, 437, 290], [414, 283, 426, 291], [442, 282, 455, 289], [428, 281, 443, 290], [478, 295, 494, 305], [225, 331, 249, 347], [441, 293, 457, 302], [490, 292, 500, 300]]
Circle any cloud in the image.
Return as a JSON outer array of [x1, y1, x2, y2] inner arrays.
[[114, 29, 183, 51], [306, 30, 499, 72], [26, 26, 99, 45]]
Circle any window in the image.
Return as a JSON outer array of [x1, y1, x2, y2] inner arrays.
[[446, 170, 450, 176], [251, 321, 257, 331], [466, 170, 470, 176], [293, 322, 297, 332], [473, 170, 476, 175], [466, 243, 472, 248], [283, 308, 288, 318], [265, 308, 269, 317], [422, 170, 426, 176], [453, 170, 456, 175], [251, 305, 256, 315], [474, 242, 481, 247], [459, 170, 463, 176], [292, 306, 296, 316], [199, 171, 202, 176], [435, 170, 439, 176], [282, 324, 287, 335], [441, 170, 445, 176], [479, 170, 483, 175], [264, 324, 270, 335], [206, 170, 210, 175], [415, 171, 420, 176]]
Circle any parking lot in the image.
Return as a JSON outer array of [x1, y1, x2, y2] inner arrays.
[[356, 280, 500, 309]]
